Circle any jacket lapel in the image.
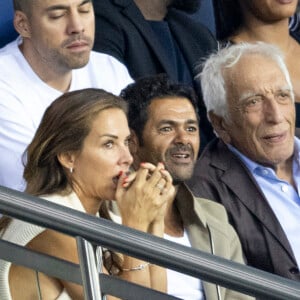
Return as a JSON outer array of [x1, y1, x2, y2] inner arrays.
[[175, 185, 219, 300], [113, 0, 180, 77]]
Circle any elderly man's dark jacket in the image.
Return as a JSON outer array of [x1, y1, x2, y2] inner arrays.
[[93, 0, 217, 145], [187, 138, 300, 281]]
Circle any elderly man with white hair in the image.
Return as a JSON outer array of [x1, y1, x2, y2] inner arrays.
[[188, 42, 300, 282]]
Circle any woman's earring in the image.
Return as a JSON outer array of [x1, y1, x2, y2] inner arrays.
[[70, 167, 73, 174]]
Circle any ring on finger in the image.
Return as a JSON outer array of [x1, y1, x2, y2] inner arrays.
[[155, 183, 164, 190]]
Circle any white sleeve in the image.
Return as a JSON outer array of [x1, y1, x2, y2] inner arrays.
[[87, 52, 134, 96], [0, 86, 35, 191], [112, 58, 134, 93]]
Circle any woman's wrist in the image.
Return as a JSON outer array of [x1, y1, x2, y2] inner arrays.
[[148, 220, 164, 237], [122, 218, 149, 232]]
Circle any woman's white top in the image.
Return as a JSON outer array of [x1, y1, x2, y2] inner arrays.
[[0, 192, 86, 300]]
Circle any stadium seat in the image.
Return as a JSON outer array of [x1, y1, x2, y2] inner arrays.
[[0, 0, 18, 48]]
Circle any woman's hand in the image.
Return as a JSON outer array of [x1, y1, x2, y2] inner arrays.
[[115, 163, 171, 294], [115, 162, 174, 232]]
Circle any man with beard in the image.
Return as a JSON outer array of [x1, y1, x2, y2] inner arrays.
[[120, 74, 253, 300], [93, 0, 217, 149], [0, 0, 132, 191]]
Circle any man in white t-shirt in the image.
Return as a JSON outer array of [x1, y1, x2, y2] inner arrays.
[[0, 0, 133, 191]]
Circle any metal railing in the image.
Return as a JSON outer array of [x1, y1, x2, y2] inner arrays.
[[1, 186, 300, 299]]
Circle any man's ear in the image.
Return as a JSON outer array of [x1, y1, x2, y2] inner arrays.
[[129, 130, 143, 169], [14, 11, 31, 38], [57, 152, 76, 170], [129, 130, 139, 155], [208, 111, 231, 144]]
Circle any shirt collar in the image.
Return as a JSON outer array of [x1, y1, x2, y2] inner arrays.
[[227, 137, 300, 173], [227, 144, 259, 173]]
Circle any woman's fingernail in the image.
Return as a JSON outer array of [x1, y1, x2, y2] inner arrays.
[[122, 180, 128, 187]]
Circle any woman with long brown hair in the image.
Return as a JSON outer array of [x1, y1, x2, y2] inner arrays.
[[0, 88, 173, 299]]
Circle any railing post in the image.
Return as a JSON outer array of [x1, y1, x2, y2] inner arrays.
[[76, 237, 104, 300]]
